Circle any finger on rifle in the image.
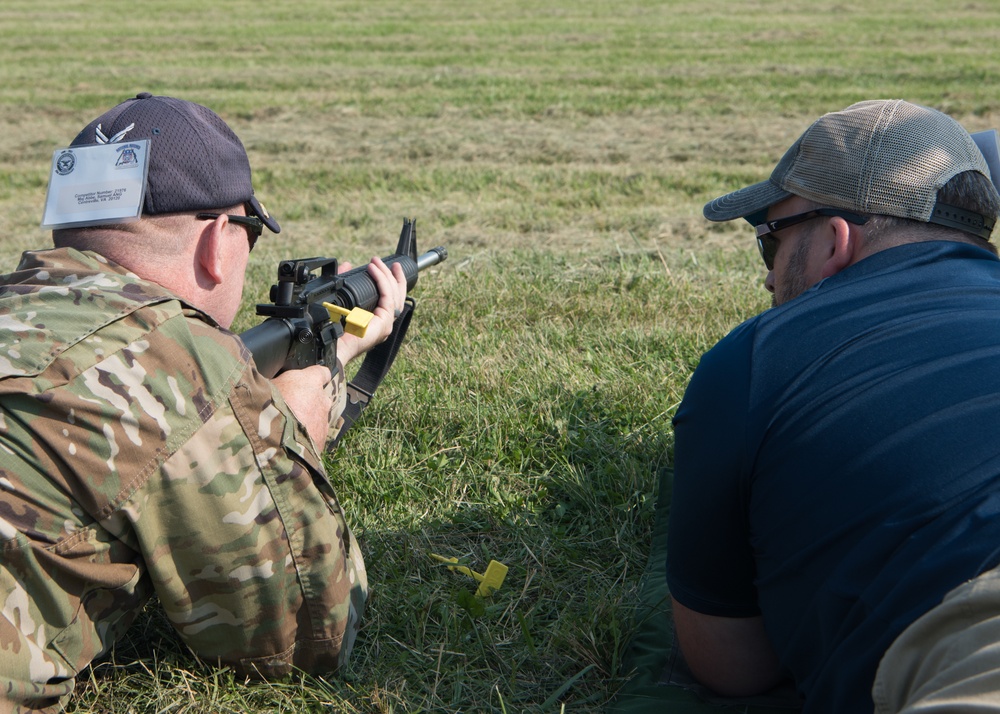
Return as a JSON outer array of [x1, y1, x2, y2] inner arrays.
[[390, 260, 406, 287], [381, 260, 407, 312], [369, 256, 406, 292], [367, 258, 397, 300]]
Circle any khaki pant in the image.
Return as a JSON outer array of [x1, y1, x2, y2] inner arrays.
[[873, 566, 1000, 712]]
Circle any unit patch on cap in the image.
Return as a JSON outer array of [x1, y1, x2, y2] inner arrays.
[[95, 122, 135, 145]]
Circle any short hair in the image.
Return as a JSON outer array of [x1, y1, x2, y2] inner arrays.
[[51, 210, 214, 265], [862, 171, 1000, 256]]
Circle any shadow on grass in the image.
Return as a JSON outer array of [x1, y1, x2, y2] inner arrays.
[[71, 383, 670, 714]]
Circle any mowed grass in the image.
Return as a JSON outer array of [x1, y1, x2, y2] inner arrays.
[[2, 1, 1000, 712]]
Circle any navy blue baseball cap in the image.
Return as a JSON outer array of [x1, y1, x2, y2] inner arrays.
[[70, 92, 280, 234]]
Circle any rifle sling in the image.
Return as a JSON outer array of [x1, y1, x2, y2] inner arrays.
[[328, 296, 416, 451]]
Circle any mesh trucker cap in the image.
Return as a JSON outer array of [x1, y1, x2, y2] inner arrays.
[[703, 99, 993, 234], [70, 92, 280, 233]]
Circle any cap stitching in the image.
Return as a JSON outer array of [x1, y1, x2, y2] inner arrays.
[[857, 100, 897, 214]]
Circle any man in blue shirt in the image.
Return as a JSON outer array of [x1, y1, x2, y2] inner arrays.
[[667, 99, 1000, 713]]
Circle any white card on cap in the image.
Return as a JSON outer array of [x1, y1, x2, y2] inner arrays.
[[41, 140, 150, 229]]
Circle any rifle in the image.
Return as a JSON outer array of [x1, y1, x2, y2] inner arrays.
[[239, 218, 447, 447]]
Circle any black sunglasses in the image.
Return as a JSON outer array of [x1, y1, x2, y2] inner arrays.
[[753, 208, 869, 270], [196, 206, 264, 252]]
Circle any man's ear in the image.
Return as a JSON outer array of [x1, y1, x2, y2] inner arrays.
[[819, 217, 860, 279], [195, 215, 229, 285]]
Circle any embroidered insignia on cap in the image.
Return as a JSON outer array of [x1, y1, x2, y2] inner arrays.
[[95, 122, 135, 145]]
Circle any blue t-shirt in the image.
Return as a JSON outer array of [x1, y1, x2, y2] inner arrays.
[[667, 241, 1000, 713]]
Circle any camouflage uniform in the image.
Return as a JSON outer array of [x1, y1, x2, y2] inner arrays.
[[0, 248, 366, 712]]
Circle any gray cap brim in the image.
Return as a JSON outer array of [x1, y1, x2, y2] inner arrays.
[[703, 179, 792, 223]]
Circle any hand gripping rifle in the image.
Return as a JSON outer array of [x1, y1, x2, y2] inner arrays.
[[239, 218, 447, 449]]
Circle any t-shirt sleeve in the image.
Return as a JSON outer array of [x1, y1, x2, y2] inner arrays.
[[666, 321, 761, 617]]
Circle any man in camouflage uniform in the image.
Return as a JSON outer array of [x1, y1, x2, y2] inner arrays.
[[0, 93, 408, 712]]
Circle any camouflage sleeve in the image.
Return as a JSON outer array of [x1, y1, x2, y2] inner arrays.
[[327, 357, 349, 446], [130, 317, 366, 677], [0, 300, 365, 701]]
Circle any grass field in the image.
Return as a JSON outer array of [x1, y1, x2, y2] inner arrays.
[[3, 1, 1000, 712]]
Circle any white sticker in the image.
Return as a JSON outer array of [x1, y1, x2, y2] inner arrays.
[[41, 140, 150, 229]]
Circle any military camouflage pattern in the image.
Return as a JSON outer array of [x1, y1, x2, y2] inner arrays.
[[0, 249, 365, 713]]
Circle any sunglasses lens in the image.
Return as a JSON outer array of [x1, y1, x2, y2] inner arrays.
[[758, 235, 777, 270]]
